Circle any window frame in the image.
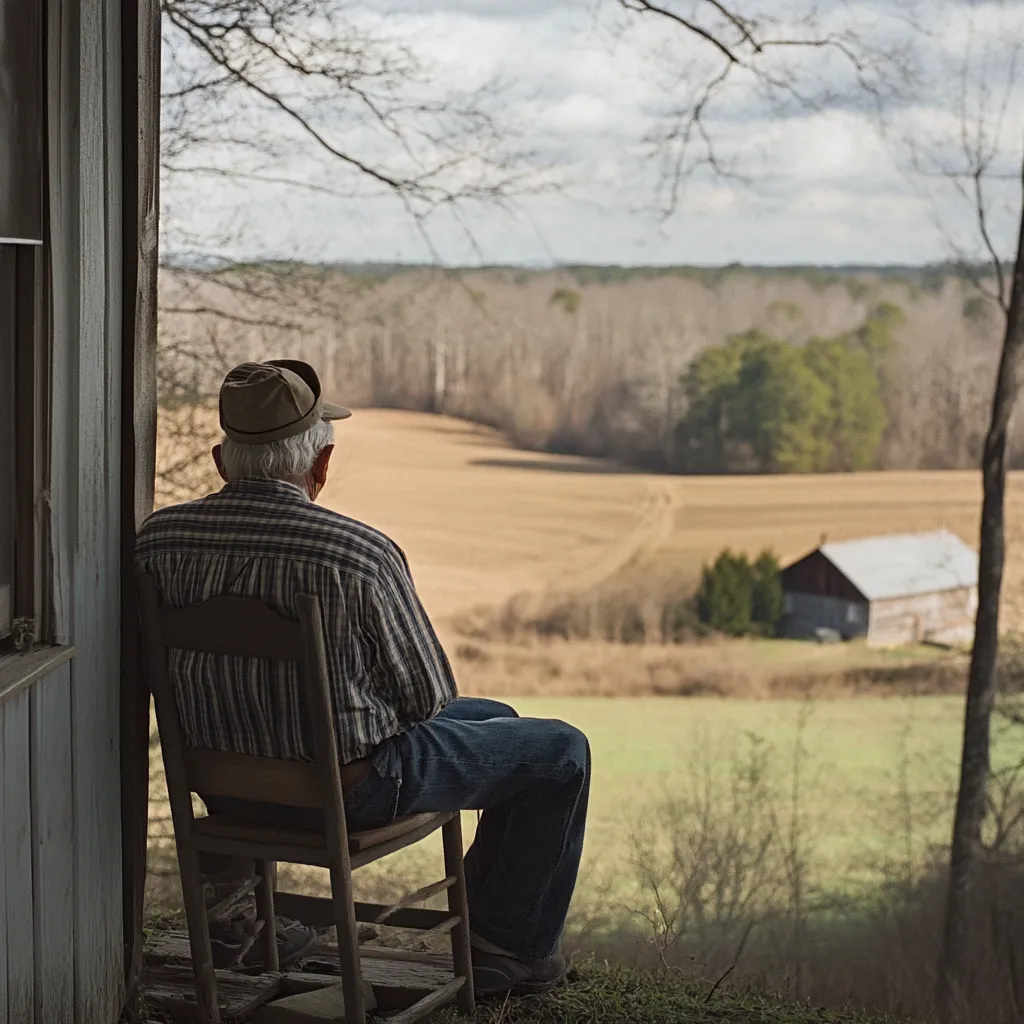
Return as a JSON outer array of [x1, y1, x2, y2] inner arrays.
[[0, 0, 44, 246], [1, 241, 49, 655], [0, 0, 50, 659]]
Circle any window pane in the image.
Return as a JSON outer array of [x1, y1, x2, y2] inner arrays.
[[0, 246, 14, 637], [0, 0, 43, 243]]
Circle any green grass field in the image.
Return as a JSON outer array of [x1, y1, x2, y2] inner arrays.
[[151, 692, 1019, 933], [534, 694, 965, 883], [145, 690, 1021, 1021], [284, 693, 1020, 927]]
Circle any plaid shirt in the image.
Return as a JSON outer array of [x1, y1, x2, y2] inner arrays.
[[135, 478, 458, 763]]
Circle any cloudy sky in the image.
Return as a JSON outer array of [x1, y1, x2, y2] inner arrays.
[[163, 0, 1024, 267]]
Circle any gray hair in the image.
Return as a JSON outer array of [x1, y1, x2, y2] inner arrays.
[[220, 419, 335, 484]]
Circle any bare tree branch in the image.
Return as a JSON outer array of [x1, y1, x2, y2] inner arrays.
[[621, 0, 742, 64], [161, 0, 551, 225], [616, 0, 915, 215], [974, 168, 1011, 314]]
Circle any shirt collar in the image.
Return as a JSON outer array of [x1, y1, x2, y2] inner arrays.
[[223, 477, 312, 503]]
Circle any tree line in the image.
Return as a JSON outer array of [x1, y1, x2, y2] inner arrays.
[[158, 264, 1013, 490]]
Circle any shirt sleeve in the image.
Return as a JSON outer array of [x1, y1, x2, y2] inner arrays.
[[366, 541, 458, 727]]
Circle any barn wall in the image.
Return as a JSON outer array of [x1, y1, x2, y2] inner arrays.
[[781, 551, 864, 603], [867, 587, 978, 647], [0, 0, 127, 1022], [782, 592, 869, 640]]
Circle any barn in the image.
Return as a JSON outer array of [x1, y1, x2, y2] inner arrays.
[[780, 530, 979, 648], [1, 1, 159, 1022]]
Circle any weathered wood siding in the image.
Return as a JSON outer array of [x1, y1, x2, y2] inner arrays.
[[120, 0, 161, 998], [781, 550, 869, 640], [781, 550, 865, 603], [0, 664, 76, 1023], [783, 587, 977, 646], [782, 592, 869, 641], [867, 587, 977, 647], [0, 0, 128, 1022], [69, 0, 126, 1015]]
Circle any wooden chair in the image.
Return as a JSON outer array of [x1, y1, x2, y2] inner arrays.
[[138, 574, 475, 1024]]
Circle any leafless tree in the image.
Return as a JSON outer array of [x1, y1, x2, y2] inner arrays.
[[939, 193, 1024, 1016], [157, 0, 563, 338], [896, 2, 1024, 1015], [155, 0, 561, 496], [160, 0, 551, 247]]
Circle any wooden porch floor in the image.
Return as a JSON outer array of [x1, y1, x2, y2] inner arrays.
[[142, 931, 456, 1022]]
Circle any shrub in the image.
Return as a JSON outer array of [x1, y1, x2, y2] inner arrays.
[[549, 287, 582, 314], [963, 294, 992, 325], [464, 579, 701, 646], [697, 547, 783, 637], [751, 550, 784, 635], [697, 550, 754, 636]]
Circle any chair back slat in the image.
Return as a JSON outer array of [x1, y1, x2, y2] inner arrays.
[[158, 595, 304, 660], [136, 572, 474, 1024], [137, 573, 340, 820], [184, 749, 324, 809]]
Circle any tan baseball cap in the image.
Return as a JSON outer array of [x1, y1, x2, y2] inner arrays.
[[218, 359, 351, 445]]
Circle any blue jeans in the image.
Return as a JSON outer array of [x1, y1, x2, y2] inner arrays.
[[202, 698, 590, 961], [344, 698, 591, 961]]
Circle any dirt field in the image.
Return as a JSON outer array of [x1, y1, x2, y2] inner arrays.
[[318, 408, 1024, 636], [154, 406, 1024, 693], [158, 405, 1024, 631]]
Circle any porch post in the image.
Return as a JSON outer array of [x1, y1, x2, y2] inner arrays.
[[119, 0, 160, 1005]]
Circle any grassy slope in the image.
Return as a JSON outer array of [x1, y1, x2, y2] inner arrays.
[[150, 693, 986, 915], [135, 951, 899, 1024], [533, 695, 964, 883], [437, 962, 898, 1024], [324, 693, 999, 917]]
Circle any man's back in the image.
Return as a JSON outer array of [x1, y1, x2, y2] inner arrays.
[[135, 477, 456, 763], [137, 359, 588, 993]]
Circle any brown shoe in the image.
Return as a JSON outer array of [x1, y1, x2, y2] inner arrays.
[[210, 916, 318, 969], [471, 948, 568, 997]]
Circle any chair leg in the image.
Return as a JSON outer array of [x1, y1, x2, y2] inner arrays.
[[178, 843, 221, 1024], [254, 860, 279, 972], [442, 813, 476, 1015], [329, 859, 367, 1024]]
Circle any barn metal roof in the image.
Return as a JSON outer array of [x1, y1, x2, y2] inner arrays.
[[817, 530, 978, 602]]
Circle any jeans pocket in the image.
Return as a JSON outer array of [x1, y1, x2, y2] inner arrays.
[[344, 739, 401, 831]]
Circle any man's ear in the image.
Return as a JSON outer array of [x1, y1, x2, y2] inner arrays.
[[312, 444, 334, 487], [212, 444, 229, 482]]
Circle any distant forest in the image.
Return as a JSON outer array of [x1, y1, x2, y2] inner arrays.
[[158, 262, 1010, 477]]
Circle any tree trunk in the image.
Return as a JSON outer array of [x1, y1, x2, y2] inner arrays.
[[938, 162, 1024, 1019]]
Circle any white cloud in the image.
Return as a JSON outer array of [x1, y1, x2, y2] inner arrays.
[[163, 0, 1024, 266]]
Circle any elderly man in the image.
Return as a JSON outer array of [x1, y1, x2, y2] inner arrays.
[[135, 359, 590, 996]]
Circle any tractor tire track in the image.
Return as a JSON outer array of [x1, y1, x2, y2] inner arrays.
[[561, 477, 681, 594]]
